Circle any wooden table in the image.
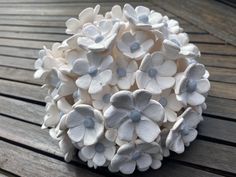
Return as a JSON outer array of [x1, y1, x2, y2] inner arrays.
[[0, 0, 235, 176]]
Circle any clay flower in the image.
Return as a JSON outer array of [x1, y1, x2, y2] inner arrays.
[[44, 69, 77, 100], [105, 5, 126, 21], [65, 5, 102, 34], [110, 140, 162, 174], [166, 107, 203, 153], [34, 44, 64, 79], [136, 52, 177, 94], [104, 90, 164, 143], [41, 96, 61, 129], [162, 33, 200, 59], [77, 20, 121, 52], [74, 52, 113, 94], [156, 93, 183, 122], [117, 31, 154, 60], [175, 63, 210, 106], [111, 54, 138, 89], [123, 4, 164, 29], [91, 86, 118, 112], [66, 104, 104, 146], [79, 137, 116, 168]]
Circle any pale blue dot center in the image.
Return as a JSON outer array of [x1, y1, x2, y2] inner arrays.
[[95, 143, 105, 153], [88, 66, 98, 77], [129, 110, 141, 122], [138, 14, 149, 23], [181, 126, 190, 136], [95, 35, 104, 43], [148, 68, 158, 78], [159, 97, 167, 107], [132, 151, 141, 161], [130, 42, 140, 53], [83, 117, 95, 129], [116, 67, 127, 78], [102, 93, 111, 104], [186, 79, 197, 93]]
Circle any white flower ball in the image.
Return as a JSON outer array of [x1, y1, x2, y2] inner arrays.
[[34, 4, 210, 175]]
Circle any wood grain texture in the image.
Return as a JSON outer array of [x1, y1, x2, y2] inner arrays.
[[151, 0, 236, 46], [0, 141, 105, 177]]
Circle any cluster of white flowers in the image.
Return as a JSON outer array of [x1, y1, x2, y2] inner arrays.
[[35, 4, 210, 174]]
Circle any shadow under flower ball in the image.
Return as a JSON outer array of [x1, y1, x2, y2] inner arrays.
[[34, 3, 210, 175]]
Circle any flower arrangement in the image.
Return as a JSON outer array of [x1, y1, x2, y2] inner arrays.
[[34, 4, 210, 174]]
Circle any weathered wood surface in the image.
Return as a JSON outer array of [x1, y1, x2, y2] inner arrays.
[[0, 0, 235, 177]]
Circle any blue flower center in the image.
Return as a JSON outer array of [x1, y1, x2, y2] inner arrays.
[[159, 97, 167, 107], [83, 117, 95, 129], [130, 42, 140, 53], [129, 110, 141, 122], [186, 79, 197, 93], [116, 67, 127, 78], [131, 151, 141, 161], [94, 35, 104, 43], [138, 14, 149, 23], [102, 93, 111, 104], [180, 126, 190, 136], [95, 143, 105, 153], [88, 66, 98, 77], [148, 68, 158, 78]]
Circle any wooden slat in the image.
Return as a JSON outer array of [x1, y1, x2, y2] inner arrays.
[[0, 115, 225, 177], [198, 55, 236, 69], [0, 55, 35, 70], [189, 34, 225, 44], [0, 79, 46, 102], [197, 43, 236, 55], [0, 96, 44, 124], [205, 96, 236, 120], [209, 81, 236, 100], [0, 46, 38, 59], [171, 139, 236, 174], [198, 116, 236, 144], [0, 66, 41, 85], [0, 141, 105, 177], [151, 0, 236, 46], [207, 66, 236, 84]]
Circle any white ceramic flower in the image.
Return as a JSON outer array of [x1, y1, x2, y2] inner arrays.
[[136, 52, 177, 94], [44, 69, 77, 100], [66, 104, 104, 146], [156, 93, 183, 122], [59, 133, 76, 162], [74, 52, 113, 94], [41, 96, 61, 129], [123, 4, 164, 30], [117, 31, 154, 60], [110, 140, 162, 174], [91, 86, 118, 113], [159, 128, 170, 157], [166, 107, 203, 153], [111, 54, 138, 89], [34, 43, 64, 79], [162, 33, 200, 60], [65, 5, 102, 34], [77, 20, 121, 52], [104, 90, 164, 143], [175, 63, 210, 106], [79, 137, 116, 168], [105, 5, 126, 21]]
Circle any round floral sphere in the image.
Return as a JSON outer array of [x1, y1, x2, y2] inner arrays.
[[34, 4, 210, 175]]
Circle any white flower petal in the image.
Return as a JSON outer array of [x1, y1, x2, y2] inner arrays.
[[110, 90, 133, 110], [167, 94, 182, 112], [145, 79, 162, 95], [143, 100, 164, 122], [136, 71, 152, 89], [76, 74, 92, 90], [133, 89, 152, 110], [72, 59, 89, 75], [156, 76, 175, 90], [104, 146, 116, 160], [157, 60, 177, 77], [118, 120, 135, 141], [182, 129, 198, 144], [119, 161, 136, 175], [136, 119, 160, 142], [187, 92, 205, 106], [93, 153, 106, 166], [81, 146, 96, 159], [136, 153, 152, 169], [99, 55, 113, 71], [67, 111, 84, 128], [84, 128, 98, 145], [67, 125, 85, 142], [196, 79, 210, 93], [151, 159, 162, 169]]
